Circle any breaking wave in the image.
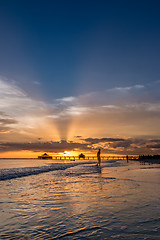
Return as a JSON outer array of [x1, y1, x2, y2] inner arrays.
[[0, 159, 128, 181], [0, 162, 82, 181]]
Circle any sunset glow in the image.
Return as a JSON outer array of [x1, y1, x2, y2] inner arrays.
[[0, 1, 159, 158], [58, 151, 77, 157], [0, 2, 160, 240]]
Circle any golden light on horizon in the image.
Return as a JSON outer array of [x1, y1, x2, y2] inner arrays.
[[58, 150, 79, 156], [0, 150, 41, 159]]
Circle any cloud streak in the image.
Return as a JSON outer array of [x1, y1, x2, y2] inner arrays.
[[0, 138, 160, 155], [52, 82, 160, 120], [0, 77, 47, 117], [0, 77, 160, 155]]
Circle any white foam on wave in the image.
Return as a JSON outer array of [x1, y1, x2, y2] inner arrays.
[[0, 162, 82, 181], [0, 159, 127, 181]]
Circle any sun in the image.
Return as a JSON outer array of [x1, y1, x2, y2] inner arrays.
[[58, 150, 79, 156], [58, 151, 71, 156], [64, 151, 70, 155]]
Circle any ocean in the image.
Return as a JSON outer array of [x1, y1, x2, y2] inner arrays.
[[0, 158, 159, 239]]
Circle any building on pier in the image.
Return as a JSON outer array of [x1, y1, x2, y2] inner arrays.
[[38, 153, 52, 159]]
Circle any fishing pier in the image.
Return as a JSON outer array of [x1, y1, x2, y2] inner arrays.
[[52, 155, 137, 160]]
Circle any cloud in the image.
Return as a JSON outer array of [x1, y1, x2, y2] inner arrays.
[[46, 82, 160, 141], [0, 110, 18, 134], [46, 82, 160, 122], [83, 137, 125, 144], [0, 78, 47, 117], [0, 118, 18, 125], [0, 137, 160, 155], [33, 81, 41, 85], [0, 140, 90, 153], [0, 78, 26, 97], [146, 144, 160, 149], [149, 139, 160, 143], [0, 77, 160, 154], [0, 77, 60, 141], [109, 140, 132, 149], [56, 96, 76, 102], [109, 84, 144, 92], [0, 120, 17, 133], [0, 126, 12, 133]]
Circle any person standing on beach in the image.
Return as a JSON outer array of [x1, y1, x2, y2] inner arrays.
[[97, 149, 101, 166]]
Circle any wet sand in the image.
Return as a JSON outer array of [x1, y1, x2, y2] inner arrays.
[[0, 159, 160, 239]]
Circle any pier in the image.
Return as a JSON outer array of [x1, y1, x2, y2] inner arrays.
[[50, 155, 138, 160]]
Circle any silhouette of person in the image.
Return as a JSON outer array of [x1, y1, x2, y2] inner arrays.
[[97, 149, 101, 166], [126, 155, 129, 162]]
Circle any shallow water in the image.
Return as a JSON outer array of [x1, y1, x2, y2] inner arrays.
[[0, 159, 160, 239]]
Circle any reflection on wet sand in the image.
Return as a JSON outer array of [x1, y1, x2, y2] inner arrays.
[[0, 160, 160, 239]]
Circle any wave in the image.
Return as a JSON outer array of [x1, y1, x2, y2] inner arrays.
[[0, 159, 128, 181], [0, 162, 82, 181], [53, 226, 101, 239]]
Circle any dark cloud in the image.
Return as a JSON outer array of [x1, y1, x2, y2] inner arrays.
[[0, 140, 90, 153], [110, 140, 132, 149], [0, 117, 18, 133], [149, 139, 160, 143], [0, 118, 18, 125], [0, 111, 8, 117], [0, 126, 11, 133], [0, 138, 160, 155], [111, 138, 160, 149], [83, 137, 125, 144], [146, 144, 160, 149]]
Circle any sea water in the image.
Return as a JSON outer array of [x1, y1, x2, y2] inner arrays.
[[0, 159, 159, 239]]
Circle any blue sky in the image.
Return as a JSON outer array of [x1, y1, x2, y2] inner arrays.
[[0, 0, 160, 156], [1, 0, 160, 99]]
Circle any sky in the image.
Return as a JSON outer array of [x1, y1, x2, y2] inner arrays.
[[0, 0, 160, 157]]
